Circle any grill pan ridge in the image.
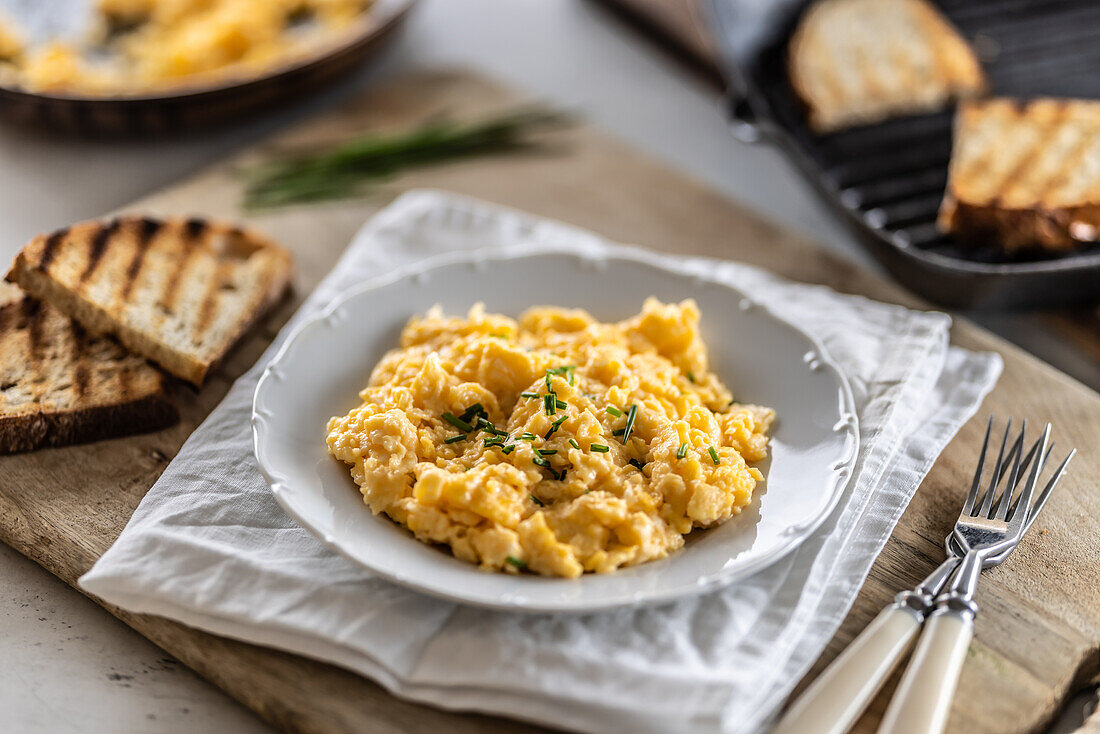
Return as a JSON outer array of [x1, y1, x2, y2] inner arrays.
[[706, 0, 1100, 309]]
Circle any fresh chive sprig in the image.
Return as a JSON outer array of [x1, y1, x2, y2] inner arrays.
[[243, 109, 569, 210]]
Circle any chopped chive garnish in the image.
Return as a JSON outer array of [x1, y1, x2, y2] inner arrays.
[[530, 494, 545, 507], [476, 417, 508, 436], [555, 399, 568, 410], [544, 394, 556, 416], [629, 459, 645, 471], [484, 438, 505, 448], [708, 446, 720, 465], [544, 365, 577, 387], [612, 428, 626, 437], [460, 403, 485, 422], [544, 415, 568, 439], [537, 448, 557, 456], [442, 412, 473, 432], [445, 434, 467, 444], [520, 432, 537, 441], [590, 444, 610, 453], [568, 371, 575, 386], [605, 406, 623, 417], [545, 373, 553, 391], [555, 469, 567, 481], [687, 371, 696, 383], [521, 392, 540, 399], [622, 404, 638, 443], [676, 442, 688, 459], [569, 439, 580, 449], [489, 332, 508, 339], [533, 456, 552, 468], [502, 444, 516, 455], [506, 555, 527, 570]]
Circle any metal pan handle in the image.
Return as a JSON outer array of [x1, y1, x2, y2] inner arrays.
[[727, 89, 763, 144]]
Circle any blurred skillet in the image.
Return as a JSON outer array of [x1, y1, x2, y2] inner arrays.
[[704, 0, 1100, 310], [0, 0, 414, 137]]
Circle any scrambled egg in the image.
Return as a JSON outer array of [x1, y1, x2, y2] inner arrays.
[[0, 16, 21, 62], [2, 0, 373, 94], [326, 299, 774, 578]]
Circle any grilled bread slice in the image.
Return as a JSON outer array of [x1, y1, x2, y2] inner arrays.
[[0, 282, 177, 453], [789, 0, 986, 133], [939, 98, 1100, 252], [7, 216, 293, 386]]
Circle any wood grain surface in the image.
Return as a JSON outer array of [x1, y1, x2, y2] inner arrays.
[[0, 71, 1098, 734]]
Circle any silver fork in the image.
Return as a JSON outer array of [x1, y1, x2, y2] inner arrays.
[[772, 417, 1075, 734], [877, 419, 1074, 734]]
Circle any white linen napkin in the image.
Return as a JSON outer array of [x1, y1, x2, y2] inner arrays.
[[80, 190, 1001, 734]]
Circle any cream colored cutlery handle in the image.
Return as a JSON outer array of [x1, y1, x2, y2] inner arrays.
[[772, 606, 922, 734], [877, 611, 973, 734]]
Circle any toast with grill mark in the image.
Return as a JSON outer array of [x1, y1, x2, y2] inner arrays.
[[0, 282, 177, 453], [939, 98, 1100, 252], [7, 216, 294, 386], [789, 0, 986, 133]]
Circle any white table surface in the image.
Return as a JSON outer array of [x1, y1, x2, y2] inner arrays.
[[0, 1, 1095, 732]]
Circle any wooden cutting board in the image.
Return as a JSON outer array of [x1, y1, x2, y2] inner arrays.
[[0, 70, 1098, 734]]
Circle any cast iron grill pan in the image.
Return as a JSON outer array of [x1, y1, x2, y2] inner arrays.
[[707, 0, 1100, 309]]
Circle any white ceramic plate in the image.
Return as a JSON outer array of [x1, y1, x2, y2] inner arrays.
[[253, 247, 859, 613]]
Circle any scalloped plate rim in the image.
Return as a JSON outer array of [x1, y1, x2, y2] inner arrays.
[[252, 243, 860, 613]]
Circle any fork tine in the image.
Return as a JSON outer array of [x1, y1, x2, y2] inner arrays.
[[1021, 448, 1076, 533], [978, 417, 1012, 517], [962, 415, 994, 516], [1007, 441, 1052, 519], [1008, 423, 1051, 528], [994, 420, 1027, 519], [994, 430, 1026, 484]]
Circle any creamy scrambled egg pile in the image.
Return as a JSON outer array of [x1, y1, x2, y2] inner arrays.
[[326, 299, 774, 578], [0, 0, 373, 94]]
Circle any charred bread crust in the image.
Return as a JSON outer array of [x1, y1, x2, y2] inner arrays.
[[0, 385, 178, 454]]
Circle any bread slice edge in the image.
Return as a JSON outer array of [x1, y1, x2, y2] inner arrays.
[[0, 385, 178, 454], [938, 195, 1100, 252]]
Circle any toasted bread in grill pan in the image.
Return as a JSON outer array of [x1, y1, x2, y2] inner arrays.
[[7, 216, 293, 386], [707, 0, 1100, 308], [940, 98, 1100, 252], [788, 0, 986, 133]]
